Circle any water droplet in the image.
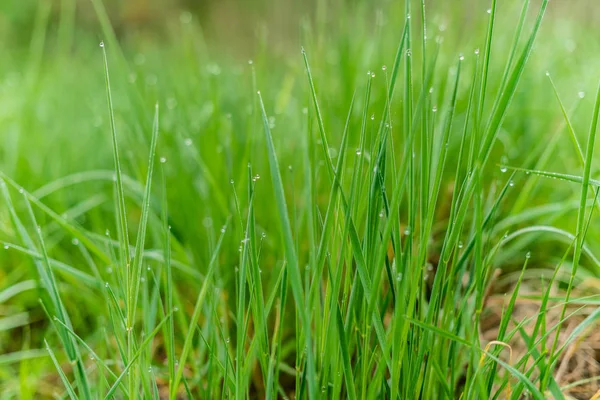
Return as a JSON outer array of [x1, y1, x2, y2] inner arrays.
[[458, 241, 463, 249], [509, 180, 514, 187], [99, 41, 104, 48], [487, 8, 492, 14], [406, 49, 412, 57], [356, 149, 362, 156], [367, 70, 371, 76], [230, 179, 234, 184], [525, 251, 531, 259], [429, 87, 434, 94], [3, 244, 9, 250], [226, 337, 230, 343], [141, 277, 146, 282], [105, 282, 109, 288], [371, 114, 375, 120], [302, 107, 308, 115], [248, 59, 253, 65], [160, 157, 167, 163], [18, 188, 24, 194], [184, 138, 192, 146], [261, 232, 267, 238], [71, 238, 79, 245], [105, 229, 110, 236], [578, 91, 585, 99], [404, 227, 411, 236], [459, 54, 465, 61], [545, 71, 550, 77], [379, 210, 384, 218], [221, 226, 227, 233], [432, 106, 438, 113], [147, 266, 151, 271], [174, 307, 179, 312], [474, 48, 480, 55], [500, 166, 508, 173], [396, 273, 403, 282], [257, 90, 261, 95], [382, 65, 387, 71]]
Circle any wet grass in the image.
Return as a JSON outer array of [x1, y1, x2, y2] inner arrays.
[[1, 0, 600, 398]]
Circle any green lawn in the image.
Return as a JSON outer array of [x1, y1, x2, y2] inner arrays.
[[1, 0, 600, 398]]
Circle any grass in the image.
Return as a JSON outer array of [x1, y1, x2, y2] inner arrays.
[[1, 0, 600, 398]]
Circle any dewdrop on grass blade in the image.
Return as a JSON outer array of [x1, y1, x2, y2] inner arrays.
[[160, 157, 167, 164], [500, 155, 509, 173]]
